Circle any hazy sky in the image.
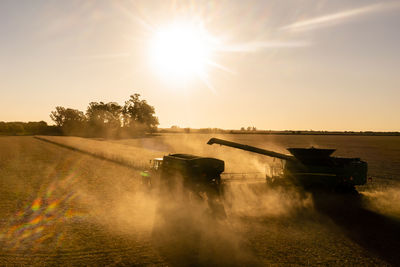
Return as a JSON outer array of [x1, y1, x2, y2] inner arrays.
[[1, 0, 399, 131]]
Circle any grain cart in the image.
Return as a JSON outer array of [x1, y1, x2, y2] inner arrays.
[[207, 138, 367, 192]]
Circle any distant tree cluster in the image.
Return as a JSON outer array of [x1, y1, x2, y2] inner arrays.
[[0, 121, 60, 135], [240, 126, 257, 131], [50, 94, 159, 138]]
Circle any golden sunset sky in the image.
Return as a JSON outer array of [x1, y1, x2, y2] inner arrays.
[[1, 0, 399, 131]]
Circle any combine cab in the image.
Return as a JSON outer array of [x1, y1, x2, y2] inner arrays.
[[207, 138, 367, 192]]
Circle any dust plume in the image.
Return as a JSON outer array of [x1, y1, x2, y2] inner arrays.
[[223, 182, 313, 218], [362, 186, 400, 219], [29, 135, 318, 265], [75, 171, 261, 266], [153, 133, 284, 174]]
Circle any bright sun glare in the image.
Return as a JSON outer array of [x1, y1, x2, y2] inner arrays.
[[150, 22, 214, 83]]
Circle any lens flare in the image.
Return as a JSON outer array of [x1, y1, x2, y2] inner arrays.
[[0, 175, 86, 251], [31, 198, 41, 211]]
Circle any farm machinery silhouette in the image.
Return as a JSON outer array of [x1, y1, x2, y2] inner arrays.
[[144, 137, 368, 215], [207, 137, 368, 192], [145, 153, 226, 217]]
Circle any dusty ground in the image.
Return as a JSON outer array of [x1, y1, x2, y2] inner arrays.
[[0, 136, 399, 266]]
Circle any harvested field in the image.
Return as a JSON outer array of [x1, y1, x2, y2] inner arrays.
[[1, 135, 400, 266], [0, 136, 165, 266]]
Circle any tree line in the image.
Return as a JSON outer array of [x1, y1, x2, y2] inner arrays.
[[0, 94, 159, 138], [49, 94, 159, 138], [0, 121, 60, 135]]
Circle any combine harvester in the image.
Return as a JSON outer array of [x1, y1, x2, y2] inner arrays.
[[144, 137, 367, 218], [146, 153, 226, 217], [207, 137, 368, 192]]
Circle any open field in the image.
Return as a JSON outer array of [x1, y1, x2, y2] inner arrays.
[[1, 135, 400, 265], [0, 136, 165, 265]]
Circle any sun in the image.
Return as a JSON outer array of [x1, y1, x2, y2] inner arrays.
[[150, 22, 214, 83]]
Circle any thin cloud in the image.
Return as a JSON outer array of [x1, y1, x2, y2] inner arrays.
[[282, 2, 400, 31], [220, 41, 311, 53]]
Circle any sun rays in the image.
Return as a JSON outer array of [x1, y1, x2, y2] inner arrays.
[[68, 1, 400, 94]]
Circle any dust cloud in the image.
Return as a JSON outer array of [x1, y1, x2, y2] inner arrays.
[[30, 135, 317, 265], [362, 186, 400, 219], [71, 158, 314, 265], [75, 176, 262, 266], [223, 183, 313, 218]]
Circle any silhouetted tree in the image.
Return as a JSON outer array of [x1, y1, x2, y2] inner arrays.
[[8, 123, 24, 135], [86, 102, 122, 138], [25, 121, 48, 134], [123, 94, 159, 134], [49, 94, 158, 138], [50, 107, 86, 135], [0, 122, 7, 133]]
